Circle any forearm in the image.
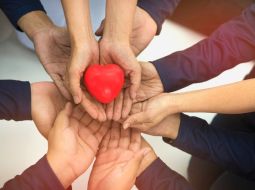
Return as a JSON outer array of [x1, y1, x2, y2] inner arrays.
[[17, 10, 54, 41], [61, 0, 94, 48], [152, 4, 255, 92], [104, 0, 137, 43], [136, 158, 193, 190], [1, 156, 68, 190], [165, 114, 255, 180], [0, 0, 45, 30], [170, 79, 255, 114], [137, 0, 181, 34]]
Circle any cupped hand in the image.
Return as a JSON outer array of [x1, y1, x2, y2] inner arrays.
[[88, 123, 150, 190]]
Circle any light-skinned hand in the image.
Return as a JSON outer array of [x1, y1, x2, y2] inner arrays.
[[88, 123, 150, 190], [47, 103, 111, 188]]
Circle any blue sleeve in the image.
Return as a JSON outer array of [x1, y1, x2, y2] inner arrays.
[[152, 3, 255, 92], [0, 0, 45, 30], [135, 158, 193, 190], [1, 156, 70, 190], [137, 0, 181, 35], [0, 80, 31, 121], [163, 114, 255, 180]]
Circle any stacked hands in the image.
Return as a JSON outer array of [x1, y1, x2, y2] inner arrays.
[[27, 3, 181, 190]]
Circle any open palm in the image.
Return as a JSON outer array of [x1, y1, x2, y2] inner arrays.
[[89, 124, 148, 190]]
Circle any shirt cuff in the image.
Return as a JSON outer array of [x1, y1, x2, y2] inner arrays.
[[0, 80, 32, 121], [137, 0, 181, 35], [163, 113, 208, 150]]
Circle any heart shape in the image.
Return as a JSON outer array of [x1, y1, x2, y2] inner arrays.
[[84, 64, 125, 104]]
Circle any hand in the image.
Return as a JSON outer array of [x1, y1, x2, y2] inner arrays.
[[123, 93, 174, 130], [66, 40, 107, 122], [96, 7, 157, 55], [135, 62, 164, 103], [137, 138, 158, 176], [88, 123, 150, 190], [32, 26, 72, 100], [104, 62, 163, 121], [99, 39, 141, 100], [47, 103, 111, 188], [31, 82, 66, 138]]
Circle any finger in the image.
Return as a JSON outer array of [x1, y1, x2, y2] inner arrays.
[[95, 120, 111, 143], [129, 129, 141, 152], [108, 122, 121, 149], [95, 19, 105, 36], [125, 148, 151, 177], [68, 66, 83, 104], [122, 89, 133, 119], [80, 94, 99, 120], [51, 74, 72, 101], [106, 100, 114, 120], [123, 112, 147, 129], [72, 105, 85, 121], [113, 91, 124, 121], [54, 102, 72, 129], [119, 127, 130, 149], [87, 120, 101, 133], [99, 130, 111, 154], [129, 67, 141, 100], [96, 102, 107, 122]]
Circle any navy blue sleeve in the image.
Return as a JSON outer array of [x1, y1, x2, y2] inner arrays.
[[1, 156, 69, 190], [0, 0, 45, 30], [0, 80, 31, 121], [137, 0, 181, 35], [136, 158, 193, 190], [163, 114, 255, 180], [152, 3, 255, 92]]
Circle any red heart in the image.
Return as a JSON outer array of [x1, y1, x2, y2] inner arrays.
[[84, 64, 125, 104]]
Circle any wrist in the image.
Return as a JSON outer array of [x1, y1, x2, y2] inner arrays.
[[46, 153, 76, 189], [164, 113, 181, 140], [17, 11, 54, 42]]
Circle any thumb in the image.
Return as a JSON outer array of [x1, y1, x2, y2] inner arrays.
[[125, 148, 151, 176], [129, 68, 141, 100], [123, 112, 147, 129], [95, 19, 105, 36], [53, 102, 73, 129], [68, 67, 83, 104]]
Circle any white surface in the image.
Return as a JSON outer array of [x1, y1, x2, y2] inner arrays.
[[0, 9, 253, 190]]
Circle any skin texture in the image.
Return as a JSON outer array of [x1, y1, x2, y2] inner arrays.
[[47, 103, 111, 188], [88, 125, 150, 190]]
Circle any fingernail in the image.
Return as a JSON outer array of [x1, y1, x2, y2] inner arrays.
[[123, 123, 129, 129], [73, 96, 80, 104]]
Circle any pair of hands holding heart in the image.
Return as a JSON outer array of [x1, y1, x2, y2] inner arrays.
[[83, 61, 164, 124]]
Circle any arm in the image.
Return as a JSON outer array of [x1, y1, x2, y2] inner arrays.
[[136, 139, 193, 190], [152, 3, 255, 92], [137, 0, 181, 34], [100, 0, 141, 101], [124, 78, 255, 130], [170, 78, 255, 114], [0, 0, 45, 30], [0, 80, 31, 121], [161, 113, 255, 180], [60, 0, 106, 121], [1, 156, 67, 190], [136, 158, 193, 190]]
